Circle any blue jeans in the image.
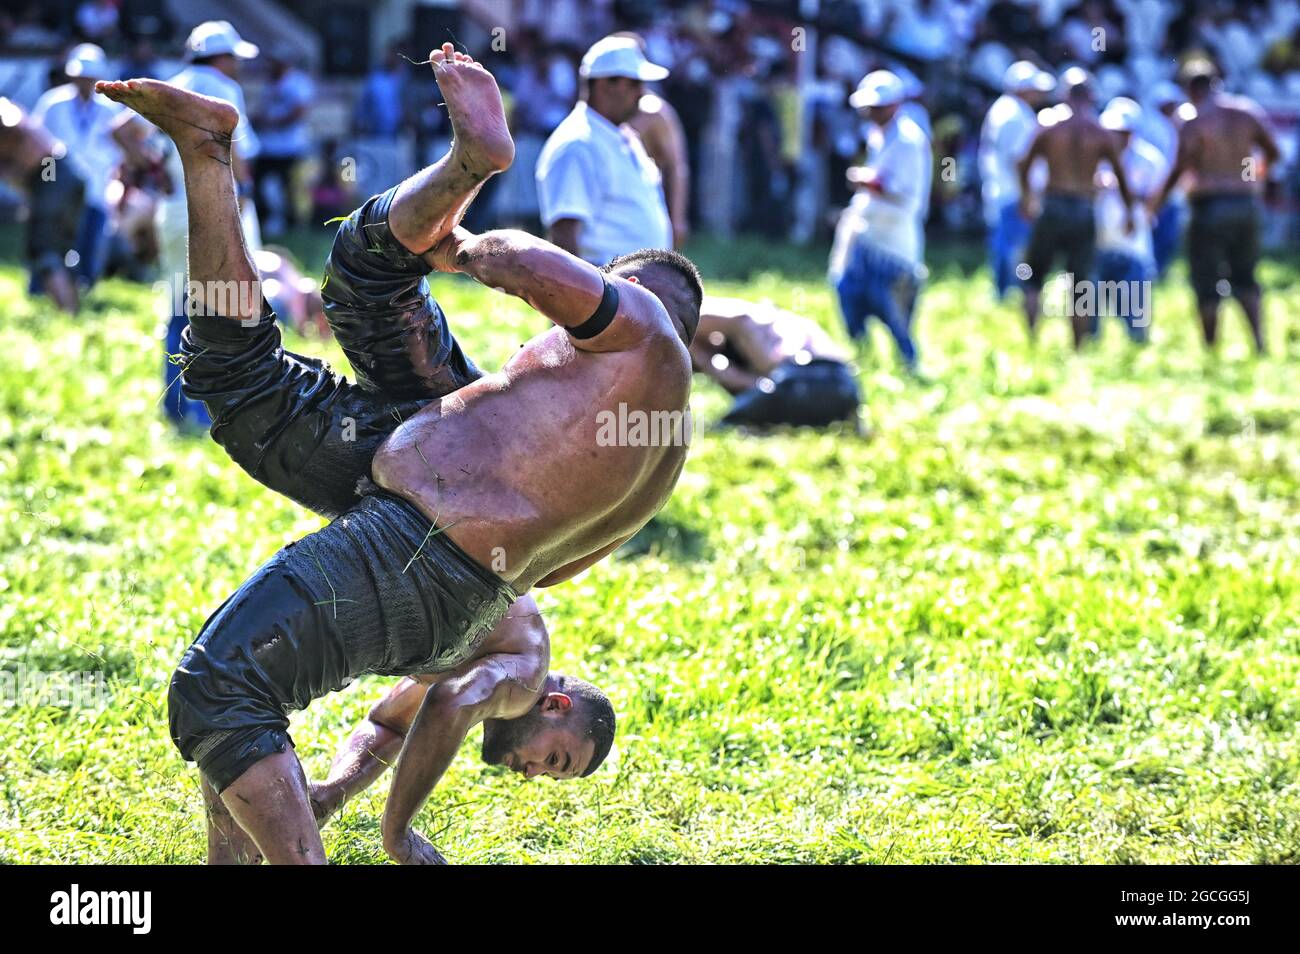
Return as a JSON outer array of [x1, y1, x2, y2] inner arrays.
[[164, 305, 211, 429], [987, 200, 1030, 299], [75, 204, 109, 286], [1151, 202, 1183, 278], [835, 241, 919, 369], [1095, 249, 1154, 343]]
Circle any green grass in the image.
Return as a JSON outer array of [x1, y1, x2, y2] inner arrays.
[[1, 227, 1299, 864]]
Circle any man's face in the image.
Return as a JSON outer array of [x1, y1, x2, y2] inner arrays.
[[599, 76, 645, 124], [620, 265, 697, 343], [480, 696, 596, 781]]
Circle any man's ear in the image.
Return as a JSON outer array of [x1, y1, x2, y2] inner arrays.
[[540, 692, 573, 714], [626, 275, 641, 284]]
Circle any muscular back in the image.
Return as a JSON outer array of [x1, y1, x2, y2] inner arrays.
[[372, 286, 692, 593], [1178, 97, 1275, 195], [1036, 112, 1116, 197]]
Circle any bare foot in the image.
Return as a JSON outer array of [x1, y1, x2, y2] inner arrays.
[[96, 78, 238, 161], [429, 43, 514, 178]]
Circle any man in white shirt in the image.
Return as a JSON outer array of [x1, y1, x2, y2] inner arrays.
[[113, 21, 263, 430], [828, 70, 931, 373], [1143, 81, 1185, 276], [535, 36, 672, 265], [254, 46, 315, 234], [979, 61, 1054, 299], [1094, 98, 1167, 343], [31, 43, 121, 287]]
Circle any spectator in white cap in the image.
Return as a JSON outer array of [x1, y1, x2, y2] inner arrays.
[[111, 19, 263, 431], [828, 70, 931, 373], [31, 43, 122, 287], [1142, 80, 1186, 276], [1094, 97, 1168, 342], [978, 60, 1054, 299], [535, 35, 673, 265]]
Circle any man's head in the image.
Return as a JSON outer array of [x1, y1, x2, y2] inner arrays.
[[1179, 59, 1220, 104], [604, 248, 704, 345], [185, 20, 259, 79], [64, 44, 109, 98], [481, 674, 616, 780], [849, 70, 905, 126], [1003, 60, 1056, 109], [580, 35, 669, 125], [1059, 67, 1096, 108], [1100, 96, 1140, 150]]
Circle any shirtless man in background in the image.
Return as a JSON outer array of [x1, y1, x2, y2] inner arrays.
[[98, 45, 701, 865], [689, 296, 859, 429], [1018, 68, 1133, 348], [1152, 60, 1280, 354], [0, 97, 84, 313], [616, 33, 691, 248]]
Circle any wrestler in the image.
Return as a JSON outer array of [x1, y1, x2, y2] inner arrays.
[[98, 44, 700, 865]]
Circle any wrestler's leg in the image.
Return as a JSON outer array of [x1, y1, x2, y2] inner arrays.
[[318, 45, 512, 399], [220, 752, 325, 865], [96, 78, 258, 323], [201, 775, 262, 865], [387, 43, 514, 256]]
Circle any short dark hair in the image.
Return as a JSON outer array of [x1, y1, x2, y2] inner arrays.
[[556, 674, 616, 776], [603, 248, 704, 343]]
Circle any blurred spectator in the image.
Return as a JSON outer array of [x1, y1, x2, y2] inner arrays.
[[310, 140, 359, 224], [979, 61, 1054, 299], [536, 36, 672, 264], [31, 43, 122, 287], [0, 96, 85, 313], [830, 71, 930, 372], [75, 0, 120, 46], [354, 43, 407, 139], [255, 46, 315, 235], [1094, 96, 1166, 342]]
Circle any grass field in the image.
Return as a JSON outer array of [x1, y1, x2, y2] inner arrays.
[[1, 228, 1299, 864]]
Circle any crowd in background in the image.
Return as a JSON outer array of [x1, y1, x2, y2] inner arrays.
[[4, 1, 1299, 249]]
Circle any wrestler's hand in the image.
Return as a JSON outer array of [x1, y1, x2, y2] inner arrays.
[[308, 782, 343, 829], [426, 225, 474, 274], [385, 828, 450, 865]]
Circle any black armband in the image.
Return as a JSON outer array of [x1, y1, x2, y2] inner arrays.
[[567, 276, 620, 340]]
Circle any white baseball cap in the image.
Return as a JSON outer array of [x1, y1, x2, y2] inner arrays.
[[185, 20, 259, 61], [1003, 60, 1055, 94], [1100, 96, 1142, 131], [579, 37, 669, 81], [65, 43, 110, 80], [849, 70, 906, 109]]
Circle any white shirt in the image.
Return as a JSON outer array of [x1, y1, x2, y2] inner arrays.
[[1096, 136, 1168, 260], [257, 69, 314, 158], [830, 112, 931, 272], [535, 101, 672, 265], [161, 64, 260, 198], [31, 84, 122, 209], [979, 92, 1038, 214]]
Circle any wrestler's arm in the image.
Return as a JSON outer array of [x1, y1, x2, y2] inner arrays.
[[432, 226, 664, 350], [1017, 131, 1044, 216], [380, 601, 548, 864], [312, 595, 546, 825], [1153, 121, 1197, 212]]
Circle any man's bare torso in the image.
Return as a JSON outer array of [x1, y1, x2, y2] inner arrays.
[[696, 296, 846, 379], [372, 319, 691, 592], [1181, 97, 1269, 196], [1038, 112, 1114, 197]]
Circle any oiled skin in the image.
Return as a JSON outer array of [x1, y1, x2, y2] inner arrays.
[[372, 234, 692, 593]]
